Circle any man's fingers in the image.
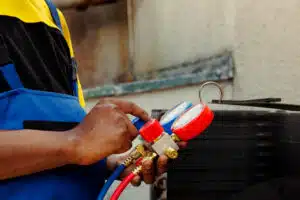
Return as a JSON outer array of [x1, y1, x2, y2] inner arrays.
[[120, 112, 139, 140], [116, 141, 132, 154], [177, 141, 188, 149], [112, 107, 139, 140], [119, 163, 135, 179], [125, 121, 139, 140], [131, 175, 142, 187], [100, 98, 150, 121], [142, 160, 155, 184], [157, 155, 168, 175]]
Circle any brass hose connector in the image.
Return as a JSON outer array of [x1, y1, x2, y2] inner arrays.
[[164, 147, 178, 159], [142, 152, 158, 162], [133, 144, 146, 158], [123, 156, 135, 167], [123, 144, 146, 167], [132, 166, 143, 175], [132, 152, 157, 174]]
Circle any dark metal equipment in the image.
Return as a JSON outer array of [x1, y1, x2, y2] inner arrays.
[[150, 81, 300, 200], [151, 107, 300, 200]]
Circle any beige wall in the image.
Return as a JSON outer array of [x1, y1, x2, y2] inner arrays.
[[234, 0, 300, 103], [133, 0, 300, 101], [132, 0, 235, 73]]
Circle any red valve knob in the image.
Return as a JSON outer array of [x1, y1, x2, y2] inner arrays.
[[139, 119, 164, 143], [171, 103, 214, 141]]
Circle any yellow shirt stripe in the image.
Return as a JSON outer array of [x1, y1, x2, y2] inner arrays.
[[0, 0, 85, 108]]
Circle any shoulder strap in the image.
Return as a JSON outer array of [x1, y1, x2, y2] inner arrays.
[[44, 0, 79, 98], [44, 0, 63, 32]]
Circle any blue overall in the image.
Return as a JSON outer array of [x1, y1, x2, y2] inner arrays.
[[0, 1, 107, 199]]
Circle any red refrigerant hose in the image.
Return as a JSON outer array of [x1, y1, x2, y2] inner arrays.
[[110, 153, 157, 200], [110, 166, 141, 200]]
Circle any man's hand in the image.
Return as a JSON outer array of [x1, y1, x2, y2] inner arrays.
[[107, 142, 188, 187], [0, 98, 149, 180], [67, 98, 150, 166]]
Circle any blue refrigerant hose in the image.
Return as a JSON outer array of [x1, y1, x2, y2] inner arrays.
[[97, 117, 146, 200], [97, 164, 126, 200]]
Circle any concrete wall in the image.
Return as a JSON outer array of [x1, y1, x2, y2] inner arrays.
[[130, 0, 300, 105], [133, 0, 235, 73], [233, 0, 300, 103]]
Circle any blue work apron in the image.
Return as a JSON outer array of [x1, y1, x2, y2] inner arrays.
[[0, 1, 107, 199]]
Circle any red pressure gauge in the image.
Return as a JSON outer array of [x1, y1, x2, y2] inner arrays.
[[139, 119, 164, 143], [171, 103, 214, 141]]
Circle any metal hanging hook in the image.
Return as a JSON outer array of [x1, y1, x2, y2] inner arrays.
[[199, 81, 224, 103]]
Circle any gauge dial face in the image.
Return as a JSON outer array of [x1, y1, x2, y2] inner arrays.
[[160, 102, 192, 125], [172, 104, 204, 130]]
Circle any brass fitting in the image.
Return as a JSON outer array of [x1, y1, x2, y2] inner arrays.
[[164, 147, 178, 159], [132, 152, 157, 174], [142, 152, 157, 162], [171, 134, 181, 142], [124, 145, 146, 167], [123, 156, 135, 167], [130, 144, 146, 159], [133, 166, 143, 175], [135, 144, 146, 158]]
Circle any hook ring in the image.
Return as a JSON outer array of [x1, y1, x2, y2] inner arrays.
[[199, 81, 224, 103]]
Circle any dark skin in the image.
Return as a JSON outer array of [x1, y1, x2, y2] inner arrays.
[[0, 98, 187, 186]]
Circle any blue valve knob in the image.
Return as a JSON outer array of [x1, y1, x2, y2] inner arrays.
[[132, 117, 147, 130]]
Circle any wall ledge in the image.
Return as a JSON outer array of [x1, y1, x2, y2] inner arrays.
[[83, 51, 235, 99]]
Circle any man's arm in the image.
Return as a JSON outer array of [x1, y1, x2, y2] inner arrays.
[[0, 129, 74, 180], [0, 99, 150, 181]]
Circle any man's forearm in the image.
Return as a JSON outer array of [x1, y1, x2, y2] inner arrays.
[[0, 129, 75, 180]]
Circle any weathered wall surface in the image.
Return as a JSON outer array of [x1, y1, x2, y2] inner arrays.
[[132, 0, 235, 73], [63, 0, 235, 88], [63, 2, 129, 88]]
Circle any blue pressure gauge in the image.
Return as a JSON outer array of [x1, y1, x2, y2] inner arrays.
[[159, 101, 193, 134]]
